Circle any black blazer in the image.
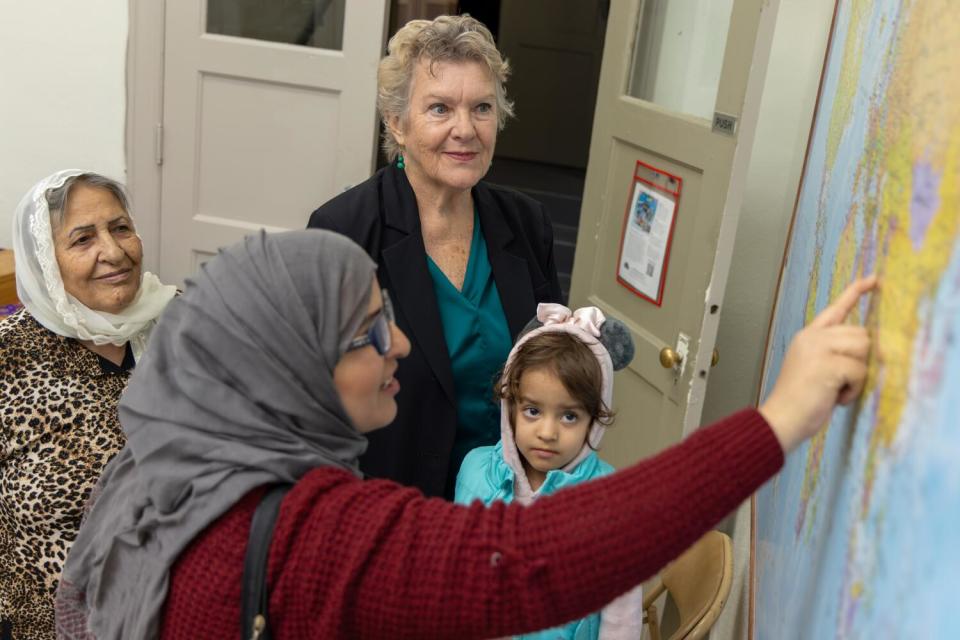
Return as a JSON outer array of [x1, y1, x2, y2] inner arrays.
[[308, 165, 563, 497]]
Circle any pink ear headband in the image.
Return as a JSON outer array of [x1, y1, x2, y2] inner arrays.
[[537, 303, 605, 337], [520, 303, 635, 372]]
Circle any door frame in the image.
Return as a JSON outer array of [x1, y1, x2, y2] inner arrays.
[[126, 0, 165, 274], [677, 0, 781, 435]]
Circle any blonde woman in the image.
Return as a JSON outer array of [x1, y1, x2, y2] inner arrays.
[[308, 15, 562, 498]]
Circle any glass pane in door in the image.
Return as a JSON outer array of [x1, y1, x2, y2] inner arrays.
[[627, 0, 734, 120], [207, 0, 346, 50]]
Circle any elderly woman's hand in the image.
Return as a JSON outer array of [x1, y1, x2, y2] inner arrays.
[[759, 275, 877, 453]]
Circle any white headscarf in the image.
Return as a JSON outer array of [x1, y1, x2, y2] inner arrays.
[[10, 169, 177, 359]]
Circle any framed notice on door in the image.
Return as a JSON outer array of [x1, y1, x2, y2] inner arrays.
[[615, 160, 682, 306]]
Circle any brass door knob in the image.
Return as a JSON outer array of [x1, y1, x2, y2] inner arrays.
[[659, 347, 683, 369], [711, 348, 720, 367]]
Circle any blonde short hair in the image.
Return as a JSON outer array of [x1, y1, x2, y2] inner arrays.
[[378, 14, 514, 161]]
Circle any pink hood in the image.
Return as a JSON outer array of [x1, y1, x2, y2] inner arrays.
[[499, 303, 613, 505]]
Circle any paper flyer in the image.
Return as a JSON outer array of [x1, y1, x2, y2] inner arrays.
[[617, 181, 675, 302]]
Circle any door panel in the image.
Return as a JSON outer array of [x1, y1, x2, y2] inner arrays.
[[195, 76, 341, 228], [571, 0, 780, 466], [160, 0, 388, 284], [608, 373, 674, 467], [495, 0, 606, 168]]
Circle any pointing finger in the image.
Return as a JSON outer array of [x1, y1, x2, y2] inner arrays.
[[809, 275, 878, 329]]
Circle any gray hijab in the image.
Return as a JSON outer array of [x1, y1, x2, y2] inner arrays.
[[57, 229, 376, 640]]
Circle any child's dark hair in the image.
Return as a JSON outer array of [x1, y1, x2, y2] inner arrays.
[[496, 332, 615, 434]]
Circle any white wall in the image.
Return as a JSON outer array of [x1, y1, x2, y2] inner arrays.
[[0, 0, 128, 249], [701, 0, 836, 637]]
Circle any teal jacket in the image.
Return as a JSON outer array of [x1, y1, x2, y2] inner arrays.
[[455, 441, 614, 640]]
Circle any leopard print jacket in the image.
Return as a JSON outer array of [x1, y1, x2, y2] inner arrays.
[[0, 309, 128, 640]]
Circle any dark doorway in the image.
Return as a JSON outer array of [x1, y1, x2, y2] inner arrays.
[[385, 1, 609, 300]]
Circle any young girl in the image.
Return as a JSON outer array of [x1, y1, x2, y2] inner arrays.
[[455, 303, 643, 640]]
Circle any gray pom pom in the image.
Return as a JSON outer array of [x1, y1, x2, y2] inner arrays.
[[600, 317, 635, 371], [516, 311, 634, 371]]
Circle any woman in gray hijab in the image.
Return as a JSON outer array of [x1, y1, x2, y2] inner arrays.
[[57, 229, 874, 640]]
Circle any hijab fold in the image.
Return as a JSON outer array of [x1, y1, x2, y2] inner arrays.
[[57, 230, 376, 640], [11, 169, 176, 359]]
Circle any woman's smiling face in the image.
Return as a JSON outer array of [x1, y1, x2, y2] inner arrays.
[[52, 183, 143, 314], [333, 282, 412, 433], [389, 58, 499, 195]]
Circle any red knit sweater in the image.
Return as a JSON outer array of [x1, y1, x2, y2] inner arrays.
[[160, 409, 781, 639]]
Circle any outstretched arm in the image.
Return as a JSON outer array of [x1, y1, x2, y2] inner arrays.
[[275, 409, 780, 639], [275, 277, 876, 639]]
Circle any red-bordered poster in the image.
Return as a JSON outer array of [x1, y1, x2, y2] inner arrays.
[[615, 160, 682, 306]]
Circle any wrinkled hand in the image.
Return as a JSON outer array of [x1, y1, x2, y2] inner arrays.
[[759, 275, 877, 454]]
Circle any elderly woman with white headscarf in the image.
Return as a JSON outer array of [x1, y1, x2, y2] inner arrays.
[[0, 170, 176, 640]]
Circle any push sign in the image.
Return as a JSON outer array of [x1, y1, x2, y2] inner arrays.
[[712, 112, 738, 136]]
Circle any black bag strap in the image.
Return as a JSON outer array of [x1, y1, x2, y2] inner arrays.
[[241, 483, 292, 640]]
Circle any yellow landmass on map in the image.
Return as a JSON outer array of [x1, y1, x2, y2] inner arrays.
[[825, 0, 868, 173], [796, 0, 960, 533], [861, 1, 960, 509], [850, 581, 864, 599], [797, 210, 860, 536], [838, 4, 960, 630], [796, 258, 823, 535]]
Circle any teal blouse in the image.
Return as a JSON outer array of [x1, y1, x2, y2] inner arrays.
[[426, 213, 512, 491]]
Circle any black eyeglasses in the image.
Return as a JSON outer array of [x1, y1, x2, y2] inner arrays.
[[346, 290, 395, 355]]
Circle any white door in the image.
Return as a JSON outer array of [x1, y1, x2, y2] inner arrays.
[[159, 0, 388, 284], [569, 0, 780, 467]]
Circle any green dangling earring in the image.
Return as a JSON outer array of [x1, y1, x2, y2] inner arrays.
[[396, 152, 405, 170]]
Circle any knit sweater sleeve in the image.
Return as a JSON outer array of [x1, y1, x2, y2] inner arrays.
[[266, 408, 782, 639]]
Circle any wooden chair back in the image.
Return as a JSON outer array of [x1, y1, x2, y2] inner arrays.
[[642, 530, 733, 640], [0, 250, 18, 306]]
